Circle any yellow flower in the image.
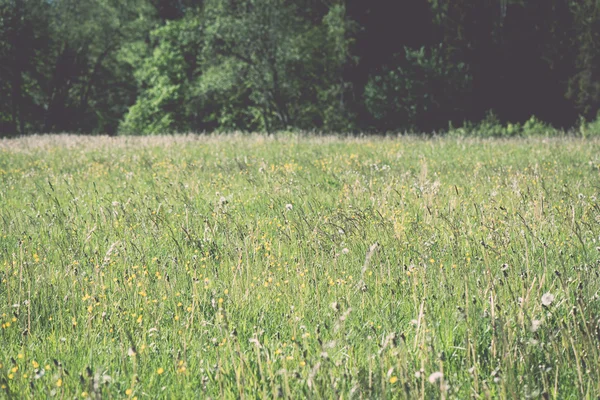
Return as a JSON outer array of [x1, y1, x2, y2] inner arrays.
[[125, 388, 133, 395], [56, 378, 63, 387], [157, 367, 164, 375], [390, 376, 398, 384]]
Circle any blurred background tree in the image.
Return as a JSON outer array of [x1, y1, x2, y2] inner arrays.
[[1, 0, 599, 136]]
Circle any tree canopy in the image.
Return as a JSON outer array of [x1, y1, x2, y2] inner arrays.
[[1, 0, 599, 136]]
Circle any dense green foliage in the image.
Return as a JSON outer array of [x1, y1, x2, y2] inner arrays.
[[1, 134, 600, 398], [1, 0, 600, 136]]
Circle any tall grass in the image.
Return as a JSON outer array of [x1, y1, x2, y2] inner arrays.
[[1, 134, 599, 398]]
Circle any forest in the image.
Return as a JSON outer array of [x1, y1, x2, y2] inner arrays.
[[1, 0, 599, 136]]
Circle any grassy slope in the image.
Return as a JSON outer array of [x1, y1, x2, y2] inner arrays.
[[1, 134, 599, 399]]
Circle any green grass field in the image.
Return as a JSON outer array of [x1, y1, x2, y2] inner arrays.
[[1, 134, 600, 399]]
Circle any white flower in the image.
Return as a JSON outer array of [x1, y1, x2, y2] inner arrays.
[[428, 371, 443, 384], [341, 248, 349, 254], [530, 319, 542, 332], [541, 292, 555, 306], [285, 203, 293, 211]]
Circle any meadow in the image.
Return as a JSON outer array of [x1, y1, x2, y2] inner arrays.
[[1, 134, 599, 399]]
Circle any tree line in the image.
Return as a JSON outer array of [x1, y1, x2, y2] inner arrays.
[[1, 0, 599, 136]]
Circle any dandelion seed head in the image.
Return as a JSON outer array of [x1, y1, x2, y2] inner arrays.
[[428, 371, 443, 384], [541, 292, 555, 306], [531, 319, 542, 332]]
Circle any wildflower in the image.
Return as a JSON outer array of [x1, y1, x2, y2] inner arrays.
[[341, 248, 349, 254], [389, 376, 398, 384], [125, 388, 133, 395], [541, 292, 555, 306], [285, 204, 293, 211], [157, 367, 164, 375], [531, 319, 542, 332], [428, 371, 443, 384], [56, 378, 63, 387]]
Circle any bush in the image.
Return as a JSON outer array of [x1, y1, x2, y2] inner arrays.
[[579, 111, 600, 137], [448, 112, 560, 137]]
